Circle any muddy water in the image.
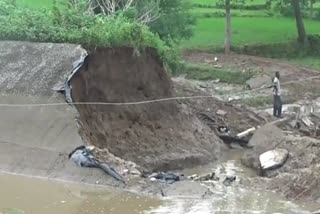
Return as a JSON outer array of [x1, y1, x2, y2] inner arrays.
[[1, 158, 316, 214], [0, 174, 160, 214]]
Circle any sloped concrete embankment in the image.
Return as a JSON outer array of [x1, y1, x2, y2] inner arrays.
[[69, 47, 223, 171], [0, 41, 122, 186]]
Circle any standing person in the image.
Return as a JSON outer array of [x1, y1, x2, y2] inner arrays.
[[272, 71, 282, 118]]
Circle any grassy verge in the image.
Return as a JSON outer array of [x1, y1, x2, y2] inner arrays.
[[177, 63, 254, 84], [288, 57, 320, 71], [181, 17, 320, 49]]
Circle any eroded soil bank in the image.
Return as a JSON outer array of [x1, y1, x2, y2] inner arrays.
[[69, 47, 223, 171], [68, 47, 320, 208]]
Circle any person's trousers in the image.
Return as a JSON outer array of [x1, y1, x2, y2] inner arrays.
[[273, 95, 282, 117]]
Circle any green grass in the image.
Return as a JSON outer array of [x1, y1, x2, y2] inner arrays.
[[288, 57, 320, 71], [179, 63, 254, 84], [182, 17, 320, 49]]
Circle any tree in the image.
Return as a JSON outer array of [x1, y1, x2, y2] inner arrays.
[[225, 0, 231, 54], [148, 0, 195, 43], [218, 0, 244, 54], [292, 0, 308, 46], [68, 0, 195, 43]]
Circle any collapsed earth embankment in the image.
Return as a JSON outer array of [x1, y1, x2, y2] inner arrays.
[[69, 47, 223, 171]]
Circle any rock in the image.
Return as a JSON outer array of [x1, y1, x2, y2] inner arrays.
[[241, 125, 285, 172], [246, 74, 271, 89], [247, 124, 284, 152], [217, 109, 227, 116], [150, 177, 157, 182], [259, 149, 289, 170]]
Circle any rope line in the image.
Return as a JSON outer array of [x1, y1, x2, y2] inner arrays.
[[0, 74, 320, 107]]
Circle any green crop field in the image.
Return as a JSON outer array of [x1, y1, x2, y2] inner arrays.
[[181, 17, 320, 49]]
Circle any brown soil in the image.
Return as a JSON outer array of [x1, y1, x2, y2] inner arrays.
[[173, 78, 266, 135], [242, 124, 320, 202], [70, 47, 223, 171], [183, 51, 320, 103]]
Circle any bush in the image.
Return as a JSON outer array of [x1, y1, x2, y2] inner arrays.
[[307, 34, 320, 55], [0, 0, 181, 72]]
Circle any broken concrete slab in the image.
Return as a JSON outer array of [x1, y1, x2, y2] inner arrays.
[[301, 117, 314, 127], [0, 41, 123, 187], [259, 149, 289, 170]]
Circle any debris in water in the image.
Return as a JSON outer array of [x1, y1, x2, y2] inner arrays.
[[223, 175, 236, 186], [148, 172, 181, 184], [68, 145, 125, 183]]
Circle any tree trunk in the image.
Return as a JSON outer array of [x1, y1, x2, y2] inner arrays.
[[225, 0, 231, 54], [292, 0, 308, 46], [310, 0, 314, 18]]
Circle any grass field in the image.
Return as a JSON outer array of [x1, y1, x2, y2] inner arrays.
[[181, 17, 320, 49], [289, 57, 320, 70]]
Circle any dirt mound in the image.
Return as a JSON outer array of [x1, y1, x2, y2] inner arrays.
[[242, 124, 320, 202], [70, 47, 223, 171]]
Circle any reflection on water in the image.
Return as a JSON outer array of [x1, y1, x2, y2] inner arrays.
[[0, 173, 314, 214]]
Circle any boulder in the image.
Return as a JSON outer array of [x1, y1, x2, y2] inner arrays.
[[259, 149, 289, 170], [241, 124, 285, 172]]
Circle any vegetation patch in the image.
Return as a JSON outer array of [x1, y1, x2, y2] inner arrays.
[[232, 34, 320, 58], [0, 0, 181, 72], [177, 63, 254, 84]]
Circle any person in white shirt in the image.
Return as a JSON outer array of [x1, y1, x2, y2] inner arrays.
[[272, 71, 282, 118]]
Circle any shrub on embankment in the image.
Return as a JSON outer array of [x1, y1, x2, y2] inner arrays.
[[0, 0, 180, 72]]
